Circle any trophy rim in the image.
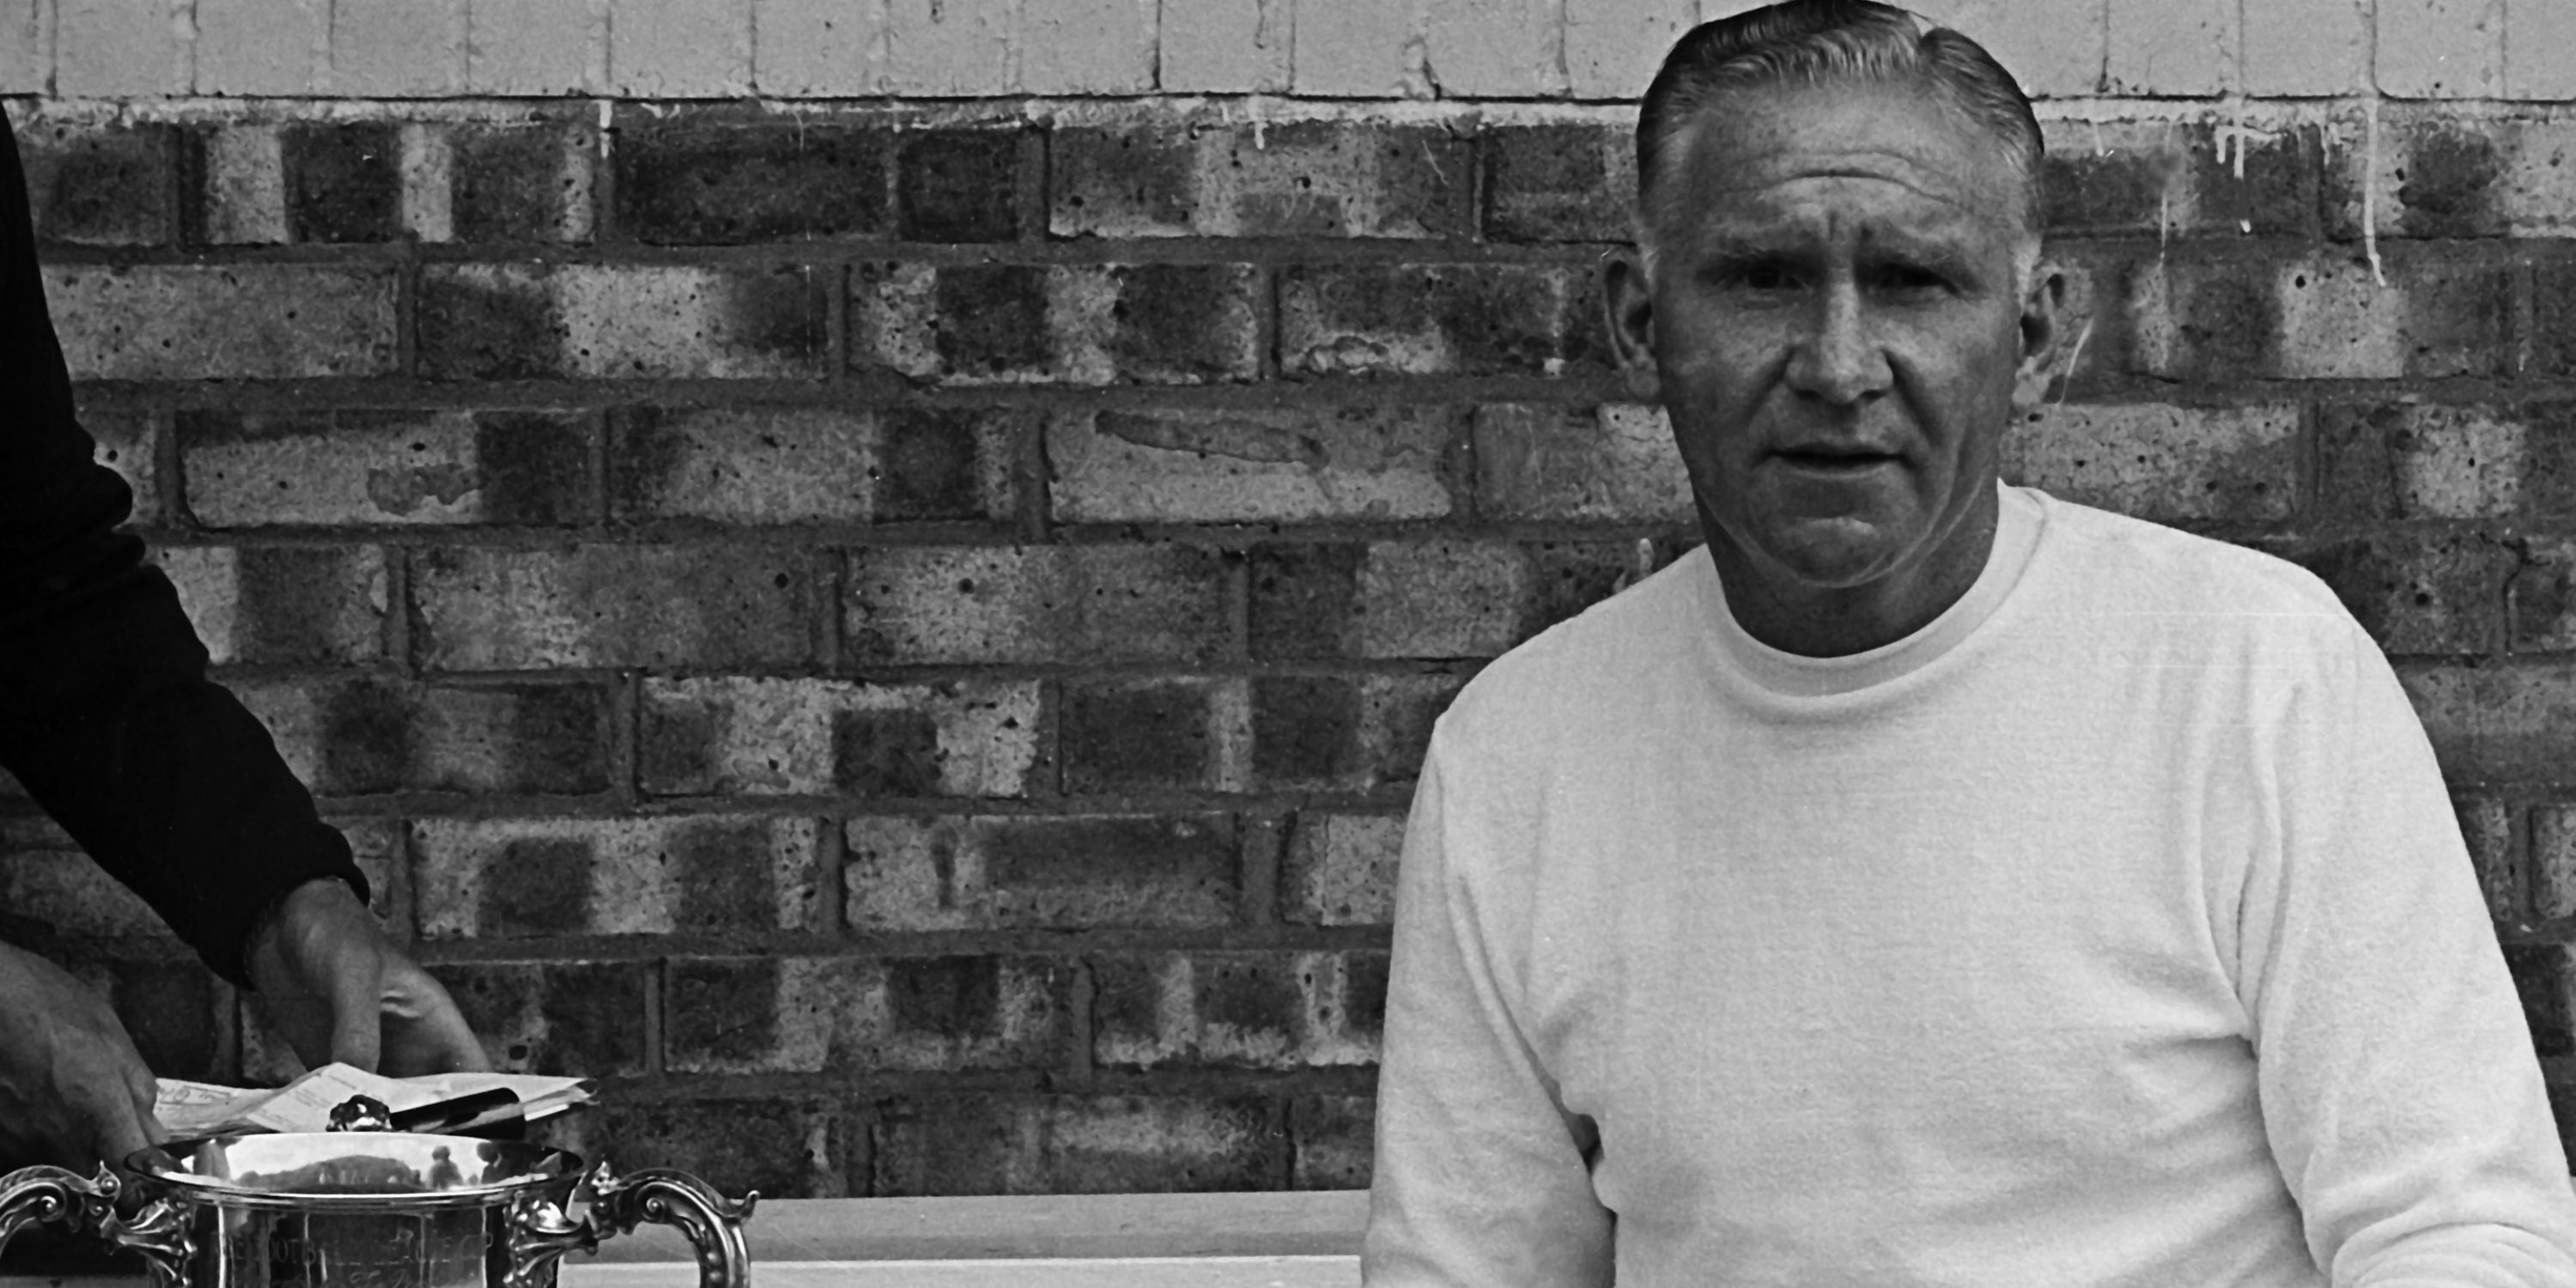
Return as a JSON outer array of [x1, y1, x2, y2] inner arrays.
[[121, 1132, 583, 1212]]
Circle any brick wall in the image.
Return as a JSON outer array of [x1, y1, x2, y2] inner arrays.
[[7, 0, 2576, 1199]]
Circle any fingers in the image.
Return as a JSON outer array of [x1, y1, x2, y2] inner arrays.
[[380, 963, 491, 1076], [327, 947, 386, 1073]]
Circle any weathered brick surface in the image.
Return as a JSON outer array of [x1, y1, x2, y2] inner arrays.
[[611, 405, 1018, 526], [2327, 111, 2576, 239], [616, 116, 890, 244], [418, 263, 829, 380], [232, 677, 610, 797], [1052, 120, 1475, 240], [100, 957, 224, 1080], [666, 954, 1072, 1072], [0, 828, 175, 939], [853, 263, 1261, 386], [410, 544, 826, 670], [1092, 950, 1385, 1070], [555, 1097, 849, 1199], [847, 544, 1230, 665], [45, 264, 399, 380], [1250, 675, 1460, 794], [1282, 812, 1407, 927], [15, 119, 176, 246], [2320, 403, 2576, 522], [1060, 677, 1224, 793], [2509, 537, 2576, 653], [1291, 1095, 1375, 1190], [2456, 793, 2521, 921], [2034, 114, 2322, 238], [152, 544, 388, 665], [82, 410, 161, 522], [1475, 402, 1692, 523], [2126, 251, 2509, 380], [2398, 662, 2576, 782], [2510, 946, 2573, 1060], [1279, 264, 1607, 379], [2000, 403, 2301, 524], [1049, 406, 1459, 526], [415, 816, 822, 938], [182, 409, 592, 528], [1250, 539, 1639, 660], [2536, 806, 2576, 920], [447, 124, 593, 243], [1485, 125, 1633, 243], [431, 959, 653, 1075], [844, 814, 1239, 930], [873, 1093, 1277, 1195], [642, 676, 1041, 798], [2291, 532, 2514, 656]]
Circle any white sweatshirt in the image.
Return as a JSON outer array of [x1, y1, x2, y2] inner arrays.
[[1364, 481, 2576, 1287]]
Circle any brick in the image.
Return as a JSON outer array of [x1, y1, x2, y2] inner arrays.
[[417, 263, 828, 380], [15, 119, 177, 246], [2034, 113, 2321, 238], [54, 0, 187, 95], [0, 828, 174, 939], [83, 410, 162, 522], [877, 0, 1012, 94], [1157, 0, 1289, 93], [1250, 539, 1639, 660], [411, 544, 824, 670], [46, 264, 398, 380], [1906, 0, 2102, 98], [1475, 402, 1692, 522], [1291, 1095, 1374, 1190], [847, 544, 1230, 665], [1093, 950, 1383, 1070], [2540, 266, 2576, 378], [751, 0, 883, 95], [330, 0, 463, 94], [1061, 677, 1221, 793], [231, 677, 609, 797], [432, 960, 653, 1075], [2511, 537, 2576, 653], [2330, 112, 2576, 239], [616, 117, 890, 244], [1051, 119, 1474, 240], [844, 814, 1238, 930], [2330, 403, 2576, 522], [1280, 264, 1606, 379], [1048, 406, 1458, 526], [1283, 811, 1406, 926], [2242, 0, 2369, 94], [2376, 0, 2506, 98], [1251, 675, 1460, 794], [467, 0, 600, 94], [199, 125, 289, 245], [152, 544, 387, 665], [181, 408, 590, 528], [852, 262, 1260, 385], [1421, 0, 1560, 97], [2291, 532, 2512, 655], [416, 816, 821, 938], [560, 1097, 846, 1198], [2402, 661, 2576, 782], [1017, 0, 1153, 94], [1485, 125, 1632, 243], [2536, 805, 2576, 920], [193, 0, 322, 94], [641, 676, 1040, 798], [2126, 252, 2508, 381], [873, 1093, 1276, 1195], [611, 405, 1017, 526], [1565, 0, 1694, 100], [448, 124, 592, 244], [2457, 794, 2520, 921], [1999, 403, 2300, 525], [667, 954, 1071, 1073], [608, 0, 750, 94], [2507, 3, 2576, 99], [2104, 0, 2235, 96], [2506, 946, 2572, 1058], [897, 129, 1025, 242]]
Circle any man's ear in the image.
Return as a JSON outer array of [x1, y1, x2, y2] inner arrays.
[[1602, 246, 1661, 402], [2012, 258, 2072, 410]]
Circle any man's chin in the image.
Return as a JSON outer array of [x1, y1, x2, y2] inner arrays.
[[1745, 518, 1915, 592]]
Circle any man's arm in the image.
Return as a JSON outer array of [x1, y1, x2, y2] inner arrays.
[[2240, 617, 2576, 1285], [1364, 740, 1615, 1286]]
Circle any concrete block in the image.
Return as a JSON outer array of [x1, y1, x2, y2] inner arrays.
[[45, 264, 398, 379], [2377, 0, 2506, 98], [410, 544, 826, 670], [1, 1, 49, 94], [1157, 0, 1288, 92], [2242, 0, 2369, 94], [1422, 0, 1560, 97], [2508, 1, 2576, 100], [1048, 405, 1459, 526], [56, 0, 191, 95], [878, 0, 1012, 94], [610, 0, 752, 95], [844, 814, 1239, 931], [331, 0, 465, 94], [2105, 0, 2235, 96], [467, 0, 600, 94], [415, 815, 821, 938], [752, 0, 884, 95], [1564, 0, 1694, 100], [1291, 0, 1424, 97], [1999, 403, 2302, 524], [1018, 0, 1152, 93], [1910, 0, 2101, 97], [193, 0, 322, 95]]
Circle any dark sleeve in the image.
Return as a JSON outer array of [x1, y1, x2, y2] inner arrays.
[[0, 106, 368, 986]]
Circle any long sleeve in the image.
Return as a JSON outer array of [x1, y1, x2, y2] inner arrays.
[[1362, 740, 1616, 1286], [0, 106, 366, 986], [2240, 617, 2576, 1286]]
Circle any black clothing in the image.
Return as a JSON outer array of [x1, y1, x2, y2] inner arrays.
[[0, 106, 366, 986]]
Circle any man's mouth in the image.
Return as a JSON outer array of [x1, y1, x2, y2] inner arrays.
[[1774, 447, 1901, 472]]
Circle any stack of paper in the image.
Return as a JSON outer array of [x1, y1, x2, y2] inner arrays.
[[154, 1064, 592, 1138]]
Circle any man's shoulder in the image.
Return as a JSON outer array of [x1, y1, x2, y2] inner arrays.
[[2024, 488, 2351, 623], [1437, 548, 1711, 750]]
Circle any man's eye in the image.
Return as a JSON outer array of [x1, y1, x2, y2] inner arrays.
[[1874, 265, 1949, 294], [1726, 264, 1800, 291]]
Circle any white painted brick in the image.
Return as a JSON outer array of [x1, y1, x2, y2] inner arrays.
[[1292, 0, 1425, 98], [55, 0, 190, 96], [1423, 0, 1561, 98], [751, 0, 883, 95], [611, 0, 752, 95], [1019, 0, 1153, 94], [1157, 0, 1288, 93], [2376, 0, 2506, 98], [2242, 0, 2368, 94], [467, 0, 600, 94], [1911, 0, 2101, 98], [2105, 0, 2234, 96], [331, 0, 465, 94], [878, 0, 1012, 94], [1, 0, 48, 94], [1565, 0, 1694, 100], [195, 0, 322, 94], [2507, 2, 2576, 100]]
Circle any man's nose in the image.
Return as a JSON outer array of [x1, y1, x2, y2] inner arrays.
[[1783, 283, 1892, 405]]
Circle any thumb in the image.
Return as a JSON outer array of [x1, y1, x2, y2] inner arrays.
[[329, 950, 386, 1073], [89, 1066, 159, 1171]]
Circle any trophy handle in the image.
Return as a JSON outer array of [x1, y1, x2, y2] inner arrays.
[[0, 1165, 190, 1286], [506, 1162, 756, 1288]]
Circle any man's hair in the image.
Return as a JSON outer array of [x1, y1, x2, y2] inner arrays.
[[1634, 0, 2044, 269]]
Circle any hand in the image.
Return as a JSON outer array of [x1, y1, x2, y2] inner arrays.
[[0, 941, 166, 1170], [245, 878, 489, 1077]]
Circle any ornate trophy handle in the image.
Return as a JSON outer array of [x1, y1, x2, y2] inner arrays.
[[507, 1162, 756, 1288], [0, 1164, 190, 1287]]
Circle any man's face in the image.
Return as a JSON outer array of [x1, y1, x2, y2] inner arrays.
[[1608, 80, 2060, 636]]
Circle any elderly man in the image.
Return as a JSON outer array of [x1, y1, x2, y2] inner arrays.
[[1362, 2, 2576, 1285]]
